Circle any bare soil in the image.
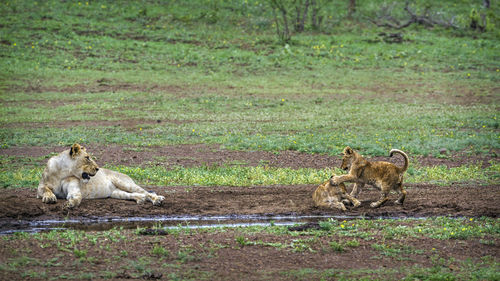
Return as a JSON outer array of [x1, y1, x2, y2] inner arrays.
[[10, 78, 500, 105], [0, 143, 496, 169]]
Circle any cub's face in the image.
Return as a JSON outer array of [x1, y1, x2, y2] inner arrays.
[[340, 146, 355, 171], [69, 144, 99, 182]]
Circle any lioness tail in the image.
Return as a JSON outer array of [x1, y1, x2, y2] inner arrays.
[[389, 149, 409, 173]]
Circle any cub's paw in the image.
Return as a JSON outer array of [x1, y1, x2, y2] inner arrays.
[[42, 193, 57, 204], [329, 177, 340, 186], [352, 200, 361, 208]]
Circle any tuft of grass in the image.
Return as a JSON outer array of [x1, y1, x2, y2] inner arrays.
[[151, 245, 169, 257], [329, 241, 344, 252]]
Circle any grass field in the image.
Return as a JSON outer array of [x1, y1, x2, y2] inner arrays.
[[0, 0, 499, 279]]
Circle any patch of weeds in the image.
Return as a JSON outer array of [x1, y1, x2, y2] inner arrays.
[[176, 248, 197, 263], [236, 236, 248, 247], [2, 163, 499, 188], [403, 256, 499, 281], [420, 216, 499, 240], [329, 241, 344, 252], [345, 239, 361, 248], [319, 219, 335, 231], [129, 256, 152, 276], [290, 238, 316, 253], [100, 271, 117, 279], [73, 247, 87, 258], [479, 239, 495, 246], [21, 270, 48, 279], [151, 245, 170, 257], [372, 243, 424, 260]]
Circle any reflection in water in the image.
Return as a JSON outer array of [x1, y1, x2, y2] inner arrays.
[[0, 214, 413, 235]]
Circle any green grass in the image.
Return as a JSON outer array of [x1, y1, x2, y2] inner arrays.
[[0, 161, 498, 188], [1, 0, 499, 157], [0, 97, 498, 155]]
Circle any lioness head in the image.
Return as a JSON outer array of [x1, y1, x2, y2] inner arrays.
[[69, 143, 99, 182], [340, 146, 355, 171]]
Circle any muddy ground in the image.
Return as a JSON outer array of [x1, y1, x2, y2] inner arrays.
[[0, 183, 499, 280], [1, 183, 499, 223], [1, 144, 499, 225], [1, 145, 499, 280]]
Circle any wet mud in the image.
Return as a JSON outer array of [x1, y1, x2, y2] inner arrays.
[[1, 183, 498, 233]]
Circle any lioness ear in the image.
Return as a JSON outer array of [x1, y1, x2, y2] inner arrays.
[[70, 143, 82, 158], [344, 146, 353, 155]]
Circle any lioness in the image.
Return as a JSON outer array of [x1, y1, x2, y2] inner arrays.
[[331, 146, 408, 208], [313, 176, 361, 211], [37, 144, 165, 208]]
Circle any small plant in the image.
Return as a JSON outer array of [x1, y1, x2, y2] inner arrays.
[[329, 241, 344, 252], [151, 245, 169, 257], [73, 248, 87, 258], [236, 236, 248, 246], [345, 239, 360, 248], [176, 249, 196, 263]]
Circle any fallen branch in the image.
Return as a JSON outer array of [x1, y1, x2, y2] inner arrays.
[[367, 1, 459, 30]]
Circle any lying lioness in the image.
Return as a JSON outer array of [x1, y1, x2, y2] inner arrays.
[[331, 146, 409, 208], [37, 144, 165, 208], [313, 176, 361, 211]]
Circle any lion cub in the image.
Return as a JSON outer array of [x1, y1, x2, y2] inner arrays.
[[331, 146, 409, 208], [313, 176, 361, 211]]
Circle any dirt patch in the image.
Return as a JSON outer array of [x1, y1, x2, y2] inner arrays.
[[8, 79, 220, 96], [7, 78, 499, 105], [0, 144, 496, 169], [1, 184, 498, 222], [1, 119, 190, 129]]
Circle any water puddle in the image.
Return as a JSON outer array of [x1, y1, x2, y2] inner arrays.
[[0, 214, 413, 235]]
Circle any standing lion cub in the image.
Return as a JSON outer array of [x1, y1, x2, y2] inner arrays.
[[331, 146, 409, 208], [37, 144, 165, 208]]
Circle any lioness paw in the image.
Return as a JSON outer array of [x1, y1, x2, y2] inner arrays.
[[63, 202, 75, 210], [135, 194, 147, 204], [152, 195, 165, 206], [42, 193, 57, 204]]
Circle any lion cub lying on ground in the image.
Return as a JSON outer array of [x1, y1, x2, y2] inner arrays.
[[37, 144, 165, 208], [313, 175, 361, 211], [331, 146, 409, 208]]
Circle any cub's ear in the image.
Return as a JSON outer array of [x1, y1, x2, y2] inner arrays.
[[344, 146, 353, 155], [70, 143, 82, 157]]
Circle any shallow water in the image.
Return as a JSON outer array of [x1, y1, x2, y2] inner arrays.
[[0, 214, 418, 235]]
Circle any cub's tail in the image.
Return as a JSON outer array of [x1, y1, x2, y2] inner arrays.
[[389, 149, 409, 173]]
